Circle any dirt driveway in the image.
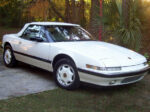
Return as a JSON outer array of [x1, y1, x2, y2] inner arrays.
[[0, 51, 56, 100]]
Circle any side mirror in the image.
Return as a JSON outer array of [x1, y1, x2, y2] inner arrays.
[[30, 37, 43, 42]]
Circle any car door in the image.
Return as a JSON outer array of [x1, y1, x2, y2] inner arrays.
[[14, 25, 52, 71]]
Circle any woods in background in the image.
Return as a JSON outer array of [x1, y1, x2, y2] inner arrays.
[[0, 0, 100, 39], [0, 0, 150, 52], [0, 0, 92, 27]]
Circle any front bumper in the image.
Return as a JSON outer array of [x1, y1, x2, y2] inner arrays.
[[78, 67, 149, 86]]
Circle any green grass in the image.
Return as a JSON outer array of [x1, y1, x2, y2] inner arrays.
[[0, 78, 150, 112]]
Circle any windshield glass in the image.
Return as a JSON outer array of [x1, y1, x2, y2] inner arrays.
[[46, 26, 95, 42]]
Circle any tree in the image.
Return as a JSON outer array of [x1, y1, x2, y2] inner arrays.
[[65, 0, 71, 22], [100, 0, 142, 50], [89, 0, 100, 38], [0, 0, 23, 27], [122, 0, 130, 28], [79, 0, 86, 27], [48, 0, 65, 21], [71, 0, 76, 23], [116, 0, 142, 50]]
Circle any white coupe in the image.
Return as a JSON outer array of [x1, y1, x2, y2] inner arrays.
[[2, 22, 149, 90]]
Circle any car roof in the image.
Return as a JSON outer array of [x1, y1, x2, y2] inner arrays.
[[29, 22, 80, 26], [17, 22, 80, 36]]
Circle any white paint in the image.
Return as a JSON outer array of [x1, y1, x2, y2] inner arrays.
[[2, 22, 149, 86]]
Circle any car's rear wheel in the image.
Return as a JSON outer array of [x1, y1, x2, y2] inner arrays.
[[3, 45, 17, 67], [54, 58, 80, 90]]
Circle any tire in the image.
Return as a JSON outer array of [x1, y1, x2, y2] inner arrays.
[[3, 45, 17, 67], [54, 58, 80, 90]]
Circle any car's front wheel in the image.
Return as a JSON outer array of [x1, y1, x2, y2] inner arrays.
[[3, 45, 17, 67], [54, 58, 80, 90]]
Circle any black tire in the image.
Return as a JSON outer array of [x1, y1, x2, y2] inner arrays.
[[53, 58, 80, 90], [3, 45, 17, 67]]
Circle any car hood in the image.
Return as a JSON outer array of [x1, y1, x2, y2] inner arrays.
[[52, 41, 146, 67]]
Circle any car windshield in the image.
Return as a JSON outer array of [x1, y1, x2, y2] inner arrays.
[[46, 26, 95, 42]]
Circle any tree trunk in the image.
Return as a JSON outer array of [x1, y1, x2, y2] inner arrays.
[[48, 0, 65, 21], [71, 0, 76, 23], [65, 0, 71, 22], [89, 0, 99, 39], [79, 0, 86, 27], [122, 0, 131, 28]]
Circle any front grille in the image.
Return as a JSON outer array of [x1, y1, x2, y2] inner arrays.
[[121, 76, 143, 84]]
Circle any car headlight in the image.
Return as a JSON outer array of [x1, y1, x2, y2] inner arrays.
[[86, 64, 121, 71]]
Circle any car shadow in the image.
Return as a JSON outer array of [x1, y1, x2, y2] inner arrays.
[[0, 55, 54, 82], [16, 62, 54, 80]]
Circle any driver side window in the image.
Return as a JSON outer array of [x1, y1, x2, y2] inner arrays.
[[21, 25, 47, 42]]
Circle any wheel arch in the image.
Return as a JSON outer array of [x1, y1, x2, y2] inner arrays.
[[3, 42, 12, 50], [52, 54, 76, 69]]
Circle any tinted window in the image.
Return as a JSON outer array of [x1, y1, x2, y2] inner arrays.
[[22, 25, 47, 41], [46, 26, 94, 42]]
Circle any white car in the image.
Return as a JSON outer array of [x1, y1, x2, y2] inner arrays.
[[2, 22, 149, 90]]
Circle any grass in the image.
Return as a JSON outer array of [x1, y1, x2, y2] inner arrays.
[[0, 79, 150, 112], [0, 27, 150, 112]]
